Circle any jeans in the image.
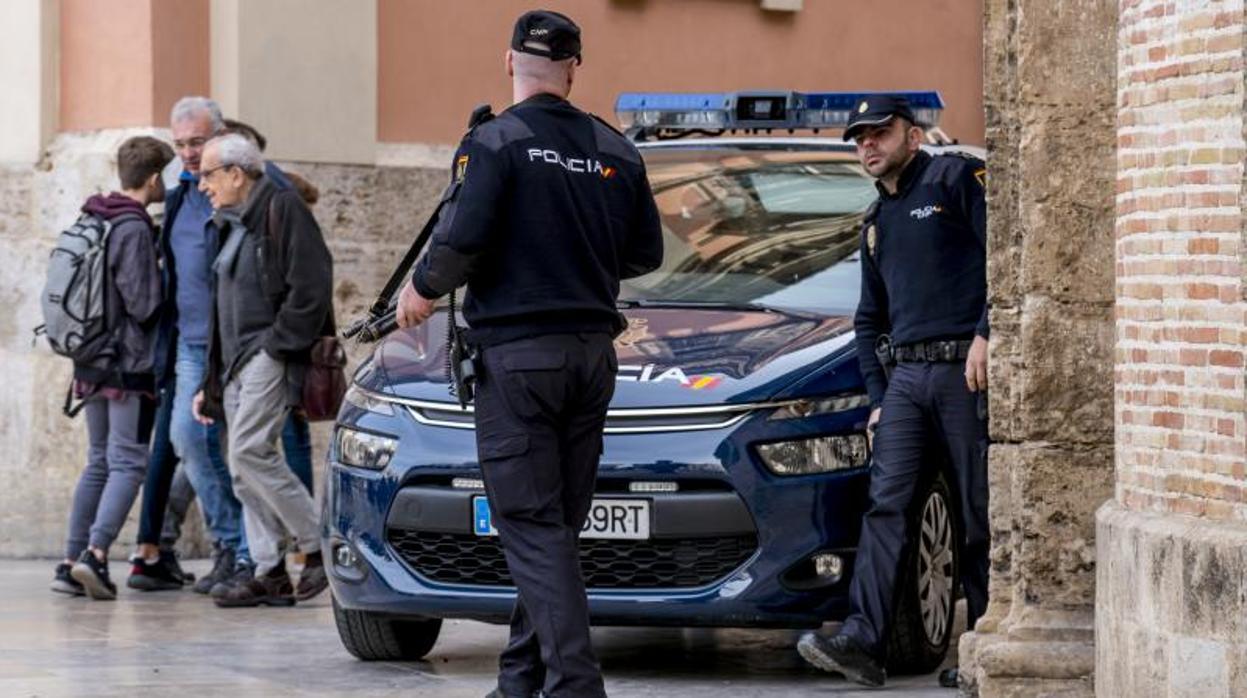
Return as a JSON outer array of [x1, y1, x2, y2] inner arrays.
[[169, 338, 245, 557], [66, 394, 156, 558]]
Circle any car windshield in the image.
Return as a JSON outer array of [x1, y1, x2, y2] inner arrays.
[[621, 145, 875, 316]]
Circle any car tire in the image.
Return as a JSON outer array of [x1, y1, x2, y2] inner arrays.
[[333, 595, 442, 661], [886, 471, 959, 675]]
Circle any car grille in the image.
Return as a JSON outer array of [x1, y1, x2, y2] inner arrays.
[[387, 529, 758, 589]]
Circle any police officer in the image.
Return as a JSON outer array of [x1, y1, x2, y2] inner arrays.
[[796, 95, 989, 689], [395, 10, 663, 698]]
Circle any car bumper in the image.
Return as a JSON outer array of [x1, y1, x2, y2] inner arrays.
[[324, 398, 871, 628]]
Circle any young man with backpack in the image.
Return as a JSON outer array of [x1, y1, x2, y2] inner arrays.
[[48, 136, 174, 600]]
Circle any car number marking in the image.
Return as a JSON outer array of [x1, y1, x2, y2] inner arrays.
[[473, 496, 651, 540]]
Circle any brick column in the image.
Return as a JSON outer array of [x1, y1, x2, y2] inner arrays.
[[1098, 2, 1247, 695], [960, 1, 1117, 695]]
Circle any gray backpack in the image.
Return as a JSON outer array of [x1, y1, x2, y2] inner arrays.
[[35, 213, 117, 363]]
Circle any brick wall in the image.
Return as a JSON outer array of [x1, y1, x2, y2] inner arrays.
[[1116, 0, 1246, 521]]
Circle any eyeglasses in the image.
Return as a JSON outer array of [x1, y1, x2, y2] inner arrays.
[[200, 164, 236, 179], [173, 137, 208, 150]]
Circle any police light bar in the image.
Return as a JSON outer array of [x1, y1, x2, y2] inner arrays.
[[615, 90, 945, 139]]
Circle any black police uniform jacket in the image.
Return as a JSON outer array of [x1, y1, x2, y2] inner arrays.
[[854, 150, 988, 408], [412, 93, 664, 346]]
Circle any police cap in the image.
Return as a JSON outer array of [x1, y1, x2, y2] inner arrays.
[[511, 10, 582, 65], [843, 94, 918, 142]]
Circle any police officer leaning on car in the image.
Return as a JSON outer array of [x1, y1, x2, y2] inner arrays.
[[395, 10, 663, 698], [796, 95, 990, 689]]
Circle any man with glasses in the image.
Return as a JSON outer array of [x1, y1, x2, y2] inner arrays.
[[130, 96, 252, 596]]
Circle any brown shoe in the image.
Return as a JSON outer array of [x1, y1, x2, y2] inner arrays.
[[213, 568, 296, 608], [295, 555, 328, 601]]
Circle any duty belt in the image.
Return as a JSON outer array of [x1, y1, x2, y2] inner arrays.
[[894, 339, 974, 363]]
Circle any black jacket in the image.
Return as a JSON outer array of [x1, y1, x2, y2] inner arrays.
[[854, 150, 988, 407], [412, 93, 664, 346], [202, 176, 334, 409]]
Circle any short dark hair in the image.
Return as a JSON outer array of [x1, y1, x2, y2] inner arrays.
[[221, 118, 268, 152], [117, 136, 175, 190]]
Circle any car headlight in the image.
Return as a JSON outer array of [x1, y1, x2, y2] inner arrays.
[[336, 427, 397, 470], [343, 384, 394, 416], [756, 435, 868, 475]]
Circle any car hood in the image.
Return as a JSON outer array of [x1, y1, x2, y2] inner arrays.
[[354, 307, 859, 408]]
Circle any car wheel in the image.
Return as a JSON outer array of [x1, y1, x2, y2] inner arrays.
[[886, 472, 959, 674], [332, 595, 442, 661]]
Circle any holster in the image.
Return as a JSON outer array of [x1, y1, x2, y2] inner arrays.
[[874, 334, 896, 384], [446, 289, 478, 408]]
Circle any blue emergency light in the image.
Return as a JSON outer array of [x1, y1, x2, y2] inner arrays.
[[615, 90, 945, 139]]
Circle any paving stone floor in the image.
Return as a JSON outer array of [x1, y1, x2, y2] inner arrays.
[[1, 558, 961, 697]]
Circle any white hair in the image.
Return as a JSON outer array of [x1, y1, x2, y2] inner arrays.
[[205, 133, 264, 176], [170, 96, 224, 132]]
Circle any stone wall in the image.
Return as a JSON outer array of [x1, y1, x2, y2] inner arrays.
[[961, 1, 1118, 695], [0, 130, 445, 558], [1098, 2, 1247, 696]]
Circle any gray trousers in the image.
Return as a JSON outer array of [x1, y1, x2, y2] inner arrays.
[[222, 351, 319, 577], [65, 394, 153, 559]]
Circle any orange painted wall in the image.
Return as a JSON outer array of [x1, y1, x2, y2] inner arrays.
[[59, 0, 209, 132], [151, 0, 210, 126], [60, 0, 154, 131], [378, 0, 985, 145]]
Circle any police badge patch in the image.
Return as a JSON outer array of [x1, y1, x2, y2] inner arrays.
[[866, 223, 878, 257], [455, 155, 469, 182]]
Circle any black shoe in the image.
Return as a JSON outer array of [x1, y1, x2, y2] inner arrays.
[[295, 552, 328, 601], [484, 689, 546, 698], [213, 567, 296, 608], [939, 667, 960, 688], [127, 554, 185, 591], [50, 563, 85, 596], [70, 550, 117, 601], [193, 543, 236, 594], [160, 548, 194, 584], [210, 561, 257, 600], [797, 632, 885, 687]]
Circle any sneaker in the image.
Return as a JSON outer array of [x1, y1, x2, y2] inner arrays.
[[796, 632, 886, 687], [127, 554, 185, 591], [210, 562, 257, 600], [295, 552, 328, 601], [213, 567, 296, 608], [193, 543, 236, 595], [161, 548, 195, 584], [70, 550, 117, 601], [50, 563, 85, 596]]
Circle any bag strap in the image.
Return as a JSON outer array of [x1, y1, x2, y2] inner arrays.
[[63, 380, 100, 418]]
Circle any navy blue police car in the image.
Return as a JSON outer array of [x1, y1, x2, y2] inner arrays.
[[324, 91, 978, 674]]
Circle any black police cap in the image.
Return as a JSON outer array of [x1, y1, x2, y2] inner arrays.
[[843, 94, 919, 141], [511, 10, 582, 65]]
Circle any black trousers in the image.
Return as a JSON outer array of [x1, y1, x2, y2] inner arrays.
[[137, 382, 179, 546], [840, 361, 990, 659], [474, 333, 616, 698]]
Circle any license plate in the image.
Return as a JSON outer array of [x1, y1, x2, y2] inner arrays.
[[473, 496, 651, 540]]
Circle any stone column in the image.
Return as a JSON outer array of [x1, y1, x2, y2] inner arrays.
[[0, 0, 57, 165], [211, 0, 377, 165], [960, 2, 1118, 695]]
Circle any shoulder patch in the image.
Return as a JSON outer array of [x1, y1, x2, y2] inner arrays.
[[470, 111, 535, 152], [590, 114, 642, 165]]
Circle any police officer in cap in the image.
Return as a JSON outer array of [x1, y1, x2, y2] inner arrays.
[[796, 95, 990, 689], [396, 9, 663, 698]]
